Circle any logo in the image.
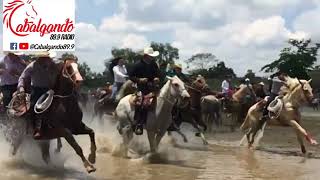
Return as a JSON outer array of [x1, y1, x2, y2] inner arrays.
[[3, 0, 75, 37], [10, 42, 18, 50], [19, 42, 29, 50]]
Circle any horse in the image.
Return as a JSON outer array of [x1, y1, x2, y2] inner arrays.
[[10, 59, 97, 173], [115, 76, 190, 157], [91, 80, 136, 125], [240, 77, 317, 154], [201, 95, 221, 132], [224, 83, 257, 130], [168, 75, 216, 145]]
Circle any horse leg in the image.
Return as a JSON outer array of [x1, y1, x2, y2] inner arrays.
[[11, 134, 24, 156], [191, 121, 208, 145], [147, 131, 156, 153], [295, 129, 306, 154], [55, 138, 62, 153], [75, 125, 97, 164], [176, 130, 188, 143], [39, 141, 50, 164], [62, 128, 96, 173], [289, 120, 318, 145]]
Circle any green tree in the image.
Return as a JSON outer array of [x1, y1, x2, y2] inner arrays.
[[111, 47, 142, 64], [208, 61, 236, 78], [150, 42, 179, 65], [78, 62, 94, 80], [244, 69, 255, 79], [261, 39, 320, 79], [186, 53, 218, 70]]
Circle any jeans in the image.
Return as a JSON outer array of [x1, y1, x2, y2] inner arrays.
[[1, 84, 17, 108], [110, 82, 124, 100]]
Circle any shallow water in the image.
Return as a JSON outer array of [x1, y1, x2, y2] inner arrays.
[[0, 107, 320, 180]]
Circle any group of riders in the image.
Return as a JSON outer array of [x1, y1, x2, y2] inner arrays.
[[0, 47, 289, 141]]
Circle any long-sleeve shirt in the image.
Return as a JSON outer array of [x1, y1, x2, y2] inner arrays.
[[18, 60, 59, 89], [129, 59, 160, 93], [221, 80, 230, 93], [113, 65, 127, 83], [0, 55, 26, 86]]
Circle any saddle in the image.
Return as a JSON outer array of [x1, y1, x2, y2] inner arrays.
[[130, 92, 156, 109], [267, 96, 283, 119]]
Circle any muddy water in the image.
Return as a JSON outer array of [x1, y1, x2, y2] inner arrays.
[[0, 108, 319, 180]]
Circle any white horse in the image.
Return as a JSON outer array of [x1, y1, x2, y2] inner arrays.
[[115, 76, 190, 157]]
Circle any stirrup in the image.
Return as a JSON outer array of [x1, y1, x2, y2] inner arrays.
[[134, 125, 143, 135]]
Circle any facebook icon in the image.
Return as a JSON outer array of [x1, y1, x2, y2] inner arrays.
[[10, 43, 18, 50]]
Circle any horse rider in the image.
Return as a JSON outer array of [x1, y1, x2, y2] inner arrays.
[[221, 75, 232, 98], [260, 71, 288, 123], [171, 64, 191, 84], [0, 52, 26, 109], [17, 51, 59, 139], [128, 46, 161, 135], [255, 82, 267, 100], [110, 57, 128, 101]]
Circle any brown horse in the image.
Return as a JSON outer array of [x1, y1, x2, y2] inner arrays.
[[224, 83, 257, 131], [91, 80, 137, 125], [11, 60, 97, 173], [169, 75, 214, 145]]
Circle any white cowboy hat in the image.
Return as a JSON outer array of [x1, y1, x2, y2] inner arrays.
[[143, 47, 159, 57], [32, 51, 56, 58], [3, 51, 24, 56], [259, 82, 265, 86], [245, 78, 250, 82], [34, 90, 54, 114]]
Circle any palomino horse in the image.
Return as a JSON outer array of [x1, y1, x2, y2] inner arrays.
[[11, 59, 97, 173], [115, 76, 190, 157], [240, 77, 317, 154]]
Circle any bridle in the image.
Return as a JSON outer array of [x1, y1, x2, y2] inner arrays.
[[54, 61, 79, 98]]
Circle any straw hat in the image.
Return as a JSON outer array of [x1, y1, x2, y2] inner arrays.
[[174, 64, 182, 69], [259, 82, 265, 86], [143, 47, 159, 57], [33, 51, 56, 58]]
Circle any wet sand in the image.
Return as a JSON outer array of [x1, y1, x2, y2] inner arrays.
[[0, 108, 319, 180]]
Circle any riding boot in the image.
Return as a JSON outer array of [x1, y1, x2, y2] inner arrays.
[[134, 106, 144, 135]]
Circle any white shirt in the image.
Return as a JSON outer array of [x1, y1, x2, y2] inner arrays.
[[113, 65, 127, 83], [221, 80, 230, 93]]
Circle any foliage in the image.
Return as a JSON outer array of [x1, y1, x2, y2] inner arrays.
[[261, 39, 320, 79]]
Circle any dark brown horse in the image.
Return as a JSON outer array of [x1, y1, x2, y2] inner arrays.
[[168, 75, 214, 145], [91, 80, 137, 125], [11, 60, 97, 173]]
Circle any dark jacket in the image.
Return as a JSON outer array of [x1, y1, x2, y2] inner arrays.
[[129, 59, 161, 94]]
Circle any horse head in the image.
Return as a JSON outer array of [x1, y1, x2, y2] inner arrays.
[[298, 79, 314, 103], [192, 75, 208, 90], [59, 60, 83, 93], [167, 76, 190, 99]]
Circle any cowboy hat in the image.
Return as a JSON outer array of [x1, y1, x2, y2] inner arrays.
[[245, 78, 250, 82], [143, 47, 159, 57], [259, 82, 265, 86], [34, 90, 54, 114], [3, 51, 24, 56], [174, 64, 182, 69], [59, 53, 77, 61], [33, 51, 51, 58]]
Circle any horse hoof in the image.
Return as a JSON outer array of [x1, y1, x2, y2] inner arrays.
[[84, 162, 96, 173], [88, 153, 96, 164], [87, 165, 96, 173]]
